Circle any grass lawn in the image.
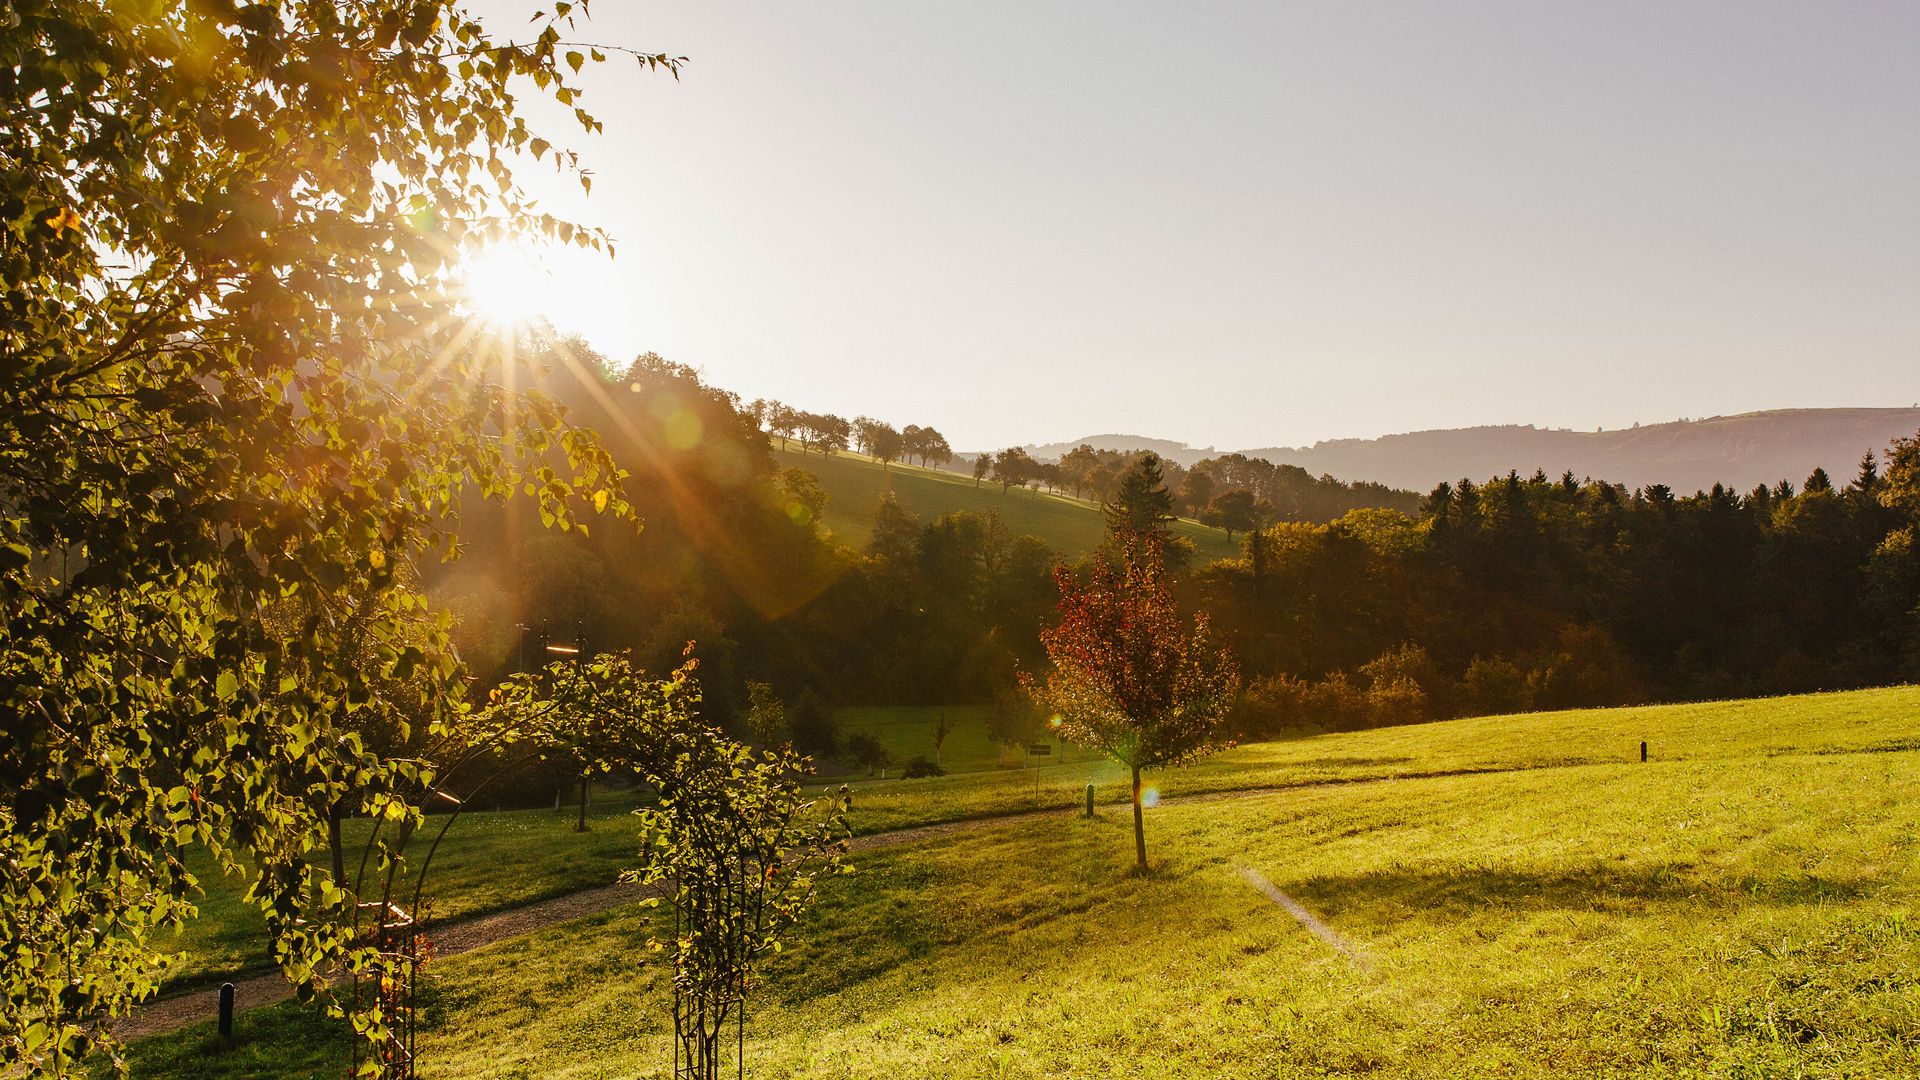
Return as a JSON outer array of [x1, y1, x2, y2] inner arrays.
[[158, 790, 649, 992], [112, 684, 1920, 1077], [774, 446, 1240, 562], [834, 683, 1920, 833], [151, 687, 1920, 994], [826, 705, 1104, 777]]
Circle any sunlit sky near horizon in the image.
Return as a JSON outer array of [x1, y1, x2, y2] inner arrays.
[[468, 1, 1919, 452]]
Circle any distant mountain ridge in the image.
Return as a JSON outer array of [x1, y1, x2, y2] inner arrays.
[[1026, 408, 1920, 495], [1022, 433, 1215, 462]]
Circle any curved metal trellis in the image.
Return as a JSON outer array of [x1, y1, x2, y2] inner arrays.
[[345, 737, 553, 1079], [335, 649, 836, 1080]]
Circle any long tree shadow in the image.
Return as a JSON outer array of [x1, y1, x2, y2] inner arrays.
[[1787, 738, 1920, 758], [1278, 861, 1874, 920], [1270, 755, 1416, 768]]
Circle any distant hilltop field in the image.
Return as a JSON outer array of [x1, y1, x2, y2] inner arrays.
[[1026, 407, 1920, 494]]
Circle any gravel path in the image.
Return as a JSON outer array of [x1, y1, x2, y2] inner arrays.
[[113, 874, 677, 1041]]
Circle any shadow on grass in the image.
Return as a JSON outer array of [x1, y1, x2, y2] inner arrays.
[[1284, 862, 1873, 918], [1789, 738, 1920, 758], [1281, 755, 1417, 769], [105, 1000, 348, 1080]]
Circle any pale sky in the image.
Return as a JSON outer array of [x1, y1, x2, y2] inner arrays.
[[470, 1, 1920, 452]]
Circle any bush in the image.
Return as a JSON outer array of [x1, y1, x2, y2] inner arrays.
[[1234, 674, 1313, 738], [901, 755, 945, 778], [845, 732, 892, 776], [788, 690, 838, 759], [1365, 675, 1427, 727], [1524, 623, 1643, 710], [1236, 671, 1370, 736], [1358, 643, 1435, 726], [1458, 656, 1531, 716], [1309, 670, 1371, 730]]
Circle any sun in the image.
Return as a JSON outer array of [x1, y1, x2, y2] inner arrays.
[[458, 243, 555, 329]]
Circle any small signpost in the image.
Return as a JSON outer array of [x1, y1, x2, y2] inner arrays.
[[1027, 743, 1052, 797]]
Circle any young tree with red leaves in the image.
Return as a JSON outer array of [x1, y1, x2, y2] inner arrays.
[[1026, 531, 1240, 872]]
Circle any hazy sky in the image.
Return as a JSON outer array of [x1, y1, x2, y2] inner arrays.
[[471, 1, 1920, 452]]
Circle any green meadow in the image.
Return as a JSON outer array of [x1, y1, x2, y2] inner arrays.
[[773, 446, 1240, 562], [118, 686, 1920, 1077]]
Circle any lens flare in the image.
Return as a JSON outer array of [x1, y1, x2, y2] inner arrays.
[[1140, 786, 1160, 808]]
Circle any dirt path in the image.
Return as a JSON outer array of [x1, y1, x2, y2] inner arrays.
[[116, 764, 1553, 1042]]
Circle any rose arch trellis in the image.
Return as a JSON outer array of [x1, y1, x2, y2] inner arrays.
[[343, 653, 848, 1080]]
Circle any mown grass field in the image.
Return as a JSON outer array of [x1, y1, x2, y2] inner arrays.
[[773, 446, 1239, 562], [156, 704, 1080, 990], [117, 686, 1920, 1077], [828, 704, 1103, 776]]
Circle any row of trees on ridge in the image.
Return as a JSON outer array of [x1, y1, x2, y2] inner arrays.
[[963, 442, 1423, 527]]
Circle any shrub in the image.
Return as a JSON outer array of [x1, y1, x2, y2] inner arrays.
[[1359, 642, 1438, 696], [901, 756, 945, 778], [1235, 671, 1372, 736], [845, 732, 893, 776], [1358, 642, 1436, 726], [1524, 623, 1643, 710], [1458, 656, 1531, 716], [1234, 674, 1314, 738], [788, 690, 839, 759], [1366, 675, 1427, 727], [1309, 670, 1371, 730]]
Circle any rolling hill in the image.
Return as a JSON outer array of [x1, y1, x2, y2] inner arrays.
[[1028, 406, 1920, 495], [773, 446, 1241, 562]]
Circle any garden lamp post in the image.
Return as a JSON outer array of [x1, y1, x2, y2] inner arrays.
[[543, 622, 590, 831]]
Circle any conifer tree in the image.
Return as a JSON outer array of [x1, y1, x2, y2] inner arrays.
[[1852, 451, 1881, 495], [1103, 452, 1176, 540]]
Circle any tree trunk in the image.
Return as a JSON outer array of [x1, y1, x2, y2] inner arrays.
[[1249, 527, 1265, 605], [1130, 765, 1147, 872], [576, 773, 589, 832], [328, 801, 346, 885]]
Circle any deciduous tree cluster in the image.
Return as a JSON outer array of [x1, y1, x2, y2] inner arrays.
[[2, 2, 647, 1070]]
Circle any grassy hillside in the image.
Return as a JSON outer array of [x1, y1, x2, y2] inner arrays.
[[118, 687, 1920, 1077], [774, 446, 1240, 562]]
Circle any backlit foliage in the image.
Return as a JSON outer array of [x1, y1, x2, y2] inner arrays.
[[0, 1, 665, 1072], [480, 655, 850, 1079], [1027, 531, 1239, 870]]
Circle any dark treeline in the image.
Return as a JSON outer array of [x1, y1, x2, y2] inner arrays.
[[442, 338, 1920, 761], [1182, 451, 1423, 527], [1208, 458, 1920, 736]]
